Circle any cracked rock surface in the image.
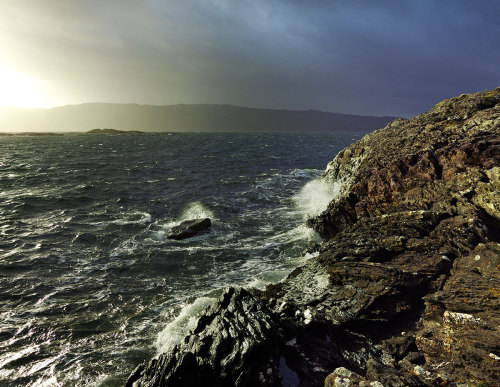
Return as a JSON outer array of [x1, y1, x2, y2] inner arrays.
[[126, 287, 281, 386], [126, 88, 500, 386]]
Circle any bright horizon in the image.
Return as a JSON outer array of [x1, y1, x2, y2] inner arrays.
[[0, 65, 56, 108], [0, 2, 499, 116]]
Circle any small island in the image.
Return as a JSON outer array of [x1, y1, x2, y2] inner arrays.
[[86, 128, 144, 134]]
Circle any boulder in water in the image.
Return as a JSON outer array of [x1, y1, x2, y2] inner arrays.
[[167, 218, 211, 240]]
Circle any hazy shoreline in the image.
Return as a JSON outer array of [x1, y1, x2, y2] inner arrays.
[[0, 103, 396, 133], [0, 128, 374, 136]]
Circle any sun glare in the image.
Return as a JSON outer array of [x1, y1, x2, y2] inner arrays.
[[0, 65, 53, 108]]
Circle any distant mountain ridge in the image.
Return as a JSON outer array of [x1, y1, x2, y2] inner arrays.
[[0, 103, 396, 132]]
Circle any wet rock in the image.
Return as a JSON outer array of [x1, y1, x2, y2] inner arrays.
[[324, 367, 365, 386], [166, 218, 211, 240], [126, 88, 500, 386], [302, 87, 500, 385], [303, 240, 321, 255], [125, 287, 282, 386]]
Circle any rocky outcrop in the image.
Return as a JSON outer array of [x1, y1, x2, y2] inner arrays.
[[166, 218, 212, 240], [126, 88, 500, 386], [303, 87, 500, 385], [126, 288, 282, 386]]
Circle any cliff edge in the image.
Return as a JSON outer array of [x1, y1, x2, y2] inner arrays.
[[126, 88, 500, 386]]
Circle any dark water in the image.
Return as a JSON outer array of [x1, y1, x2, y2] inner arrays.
[[0, 132, 363, 386]]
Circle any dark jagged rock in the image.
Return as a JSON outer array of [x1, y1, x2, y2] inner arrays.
[[125, 287, 282, 386], [166, 218, 211, 240], [126, 88, 500, 386]]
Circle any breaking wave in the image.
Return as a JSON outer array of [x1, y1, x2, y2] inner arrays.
[[293, 177, 343, 219]]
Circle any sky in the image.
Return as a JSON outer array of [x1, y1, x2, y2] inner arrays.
[[0, 0, 498, 117]]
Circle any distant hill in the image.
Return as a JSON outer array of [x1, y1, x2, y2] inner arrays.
[[0, 103, 396, 133]]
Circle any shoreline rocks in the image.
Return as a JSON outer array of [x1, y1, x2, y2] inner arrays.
[[126, 88, 500, 386], [126, 287, 282, 386]]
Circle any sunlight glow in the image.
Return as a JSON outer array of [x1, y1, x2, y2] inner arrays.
[[0, 65, 53, 108]]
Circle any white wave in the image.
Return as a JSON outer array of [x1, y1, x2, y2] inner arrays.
[[293, 178, 343, 219], [155, 296, 216, 354], [179, 202, 215, 221], [245, 271, 289, 289], [269, 224, 319, 244], [289, 168, 320, 179], [109, 239, 139, 257], [147, 202, 216, 241], [112, 211, 152, 226], [243, 250, 318, 290], [149, 205, 215, 244], [90, 211, 152, 228], [146, 230, 167, 241]]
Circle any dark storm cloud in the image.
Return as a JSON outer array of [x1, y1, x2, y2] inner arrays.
[[0, 0, 498, 116]]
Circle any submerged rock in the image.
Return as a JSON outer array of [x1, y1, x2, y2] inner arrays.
[[126, 88, 500, 386], [166, 218, 212, 240]]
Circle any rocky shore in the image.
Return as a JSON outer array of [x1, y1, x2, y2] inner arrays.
[[126, 88, 500, 386]]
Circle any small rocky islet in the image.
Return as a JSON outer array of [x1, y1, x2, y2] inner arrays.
[[126, 88, 500, 386], [166, 218, 212, 240], [86, 128, 145, 134]]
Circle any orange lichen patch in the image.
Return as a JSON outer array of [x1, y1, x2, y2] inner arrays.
[[488, 288, 500, 297]]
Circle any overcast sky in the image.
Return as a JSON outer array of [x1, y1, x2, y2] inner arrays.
[[0, 0, 498, 117]]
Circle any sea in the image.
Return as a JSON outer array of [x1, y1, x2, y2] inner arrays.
[[0, 131, 365, 386]]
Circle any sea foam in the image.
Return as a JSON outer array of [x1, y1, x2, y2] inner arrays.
[[179, 202, 215, 221], [293, 178, 343, 219], [149, 202, 216, 241], [155, 296, 216, 354]]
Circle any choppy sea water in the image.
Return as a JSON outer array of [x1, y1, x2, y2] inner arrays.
[[0, 132, 364, 386]]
